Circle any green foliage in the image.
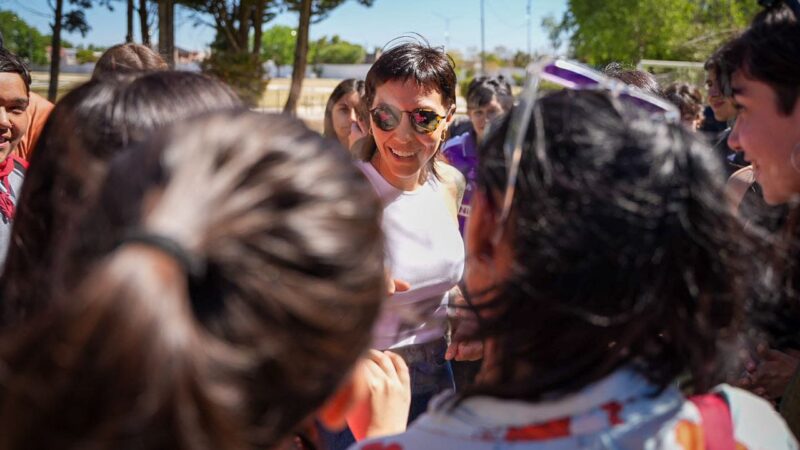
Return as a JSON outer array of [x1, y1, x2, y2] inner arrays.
[[75, 48, 99, 64], [261, 25, 365, 65], [0, 10, 50, 65], [261, 25, 296, 65], [546, 0, 761, 65], [311, 35, 364, 63], [511, 50, 531, 68], [202, 50, 267, 107]]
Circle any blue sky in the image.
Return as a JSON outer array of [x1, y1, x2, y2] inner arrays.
[[3, 0, 567, 53]]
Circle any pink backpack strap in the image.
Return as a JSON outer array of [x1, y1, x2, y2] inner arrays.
[[689, 393, 736, 450]]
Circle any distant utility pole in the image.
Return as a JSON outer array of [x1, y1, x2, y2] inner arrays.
[[480, 0, 485, 75], [435, 13, 455, 51], [527, 0, 532, 57]]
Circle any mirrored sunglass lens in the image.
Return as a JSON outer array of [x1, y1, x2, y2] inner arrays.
[[372, 107, 398, 130], [411, 109, 440, 131]]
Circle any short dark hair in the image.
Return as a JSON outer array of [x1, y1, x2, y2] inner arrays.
[[0, 47, 31, 94], [467, 89, 759, 400], [602, 62, 662, 97], [466, 76, 513, 110], [364, 41, 457, 111], [323, 78, 366, 141], [718, 4, 800, 115]]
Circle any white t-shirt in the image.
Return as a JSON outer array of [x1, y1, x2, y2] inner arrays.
[[357, 161, 465, 350]]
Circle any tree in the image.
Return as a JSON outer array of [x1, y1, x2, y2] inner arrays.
[[185, 0, 279, 104], [76, 47, 100, 64], [511, 50, 530, 68], [158, 0, 175, 67], [261, 24, 296, 67], [126, 0, 134, 42], [282, 0, 375, 115], [48, 0, 109, 101], [545, 0, 761, 66], [312, 35, 364, 64], [0, 10, 51, 65], [139, 0, 153, 46]]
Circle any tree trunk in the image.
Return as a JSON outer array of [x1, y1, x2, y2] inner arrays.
[[47, 0, 63, 102], [126, 0, 135, 43], [252, 0, 266, 56], [237, 0, 251, 50], [283, 0, 311, 116], [139, 0, 151, 46], [158, 0, 175, 68]]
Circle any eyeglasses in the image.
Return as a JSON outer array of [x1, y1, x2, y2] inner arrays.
[[495, 58, 679, 237], [758, 0, 800, 17], [370, 104, 448, 134]]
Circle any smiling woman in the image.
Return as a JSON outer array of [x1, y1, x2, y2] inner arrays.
[[353, 40, 464, 426]]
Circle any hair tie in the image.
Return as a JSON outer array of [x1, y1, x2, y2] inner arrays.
[[119, 230, 226, 320], [119, 230, 206, 278]]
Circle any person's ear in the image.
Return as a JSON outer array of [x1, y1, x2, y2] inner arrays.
[[445, 104, 456, 125], [465, 189, 498, 260]]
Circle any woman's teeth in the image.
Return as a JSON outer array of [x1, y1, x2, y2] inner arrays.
[[390, 147, 416, 158]]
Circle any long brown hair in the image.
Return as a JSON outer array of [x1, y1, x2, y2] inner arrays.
[[0, 111, 385, 450], [0, 72, 242, 326]]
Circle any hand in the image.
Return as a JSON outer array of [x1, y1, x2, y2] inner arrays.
[[445, 286, 483, 361], [386, 269, 410, 297], [348, 121, 367, 150], [347, 350, 411, 441], [737, 344, 800, 400]]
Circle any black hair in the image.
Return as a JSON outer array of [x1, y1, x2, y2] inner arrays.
[[0, 47, 31, 94], [364, 40, 456, 110], [466, 89, 760, 400], [718, 4, 800, 115], [466, 76, 514, 110]]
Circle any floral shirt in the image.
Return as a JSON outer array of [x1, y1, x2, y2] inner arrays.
[[351, 369, 797, 450]]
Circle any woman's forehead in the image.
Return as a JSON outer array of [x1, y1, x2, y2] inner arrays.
[[373, 79, 445, 110]]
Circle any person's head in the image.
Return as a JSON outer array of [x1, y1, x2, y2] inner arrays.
[[602, 62, 662, 97], [704, 52, 738, 122], [466, 76, 514, 142], [323, 78, 366, 150], [362, 41, 457, 190], [721, 5, 800, 205], [92, 43, 168, 79], [0, 111, 385, 450], [0, 47, 31, 162], [664, 82, 704, 129], [0, 71, 242, 325], [463, 89, 754, 400]]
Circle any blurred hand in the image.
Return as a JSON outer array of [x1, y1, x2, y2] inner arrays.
[[737, 344, 800, 400], [386, 269, 410, 296], [348, 121, 367, 150], [445, 286, 483, 362], [347, 350, 411, 441]]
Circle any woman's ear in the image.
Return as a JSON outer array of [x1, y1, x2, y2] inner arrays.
[[446, 104, 457, 125]]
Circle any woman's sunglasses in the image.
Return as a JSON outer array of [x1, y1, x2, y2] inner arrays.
[[370, 104, 448, 134]]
